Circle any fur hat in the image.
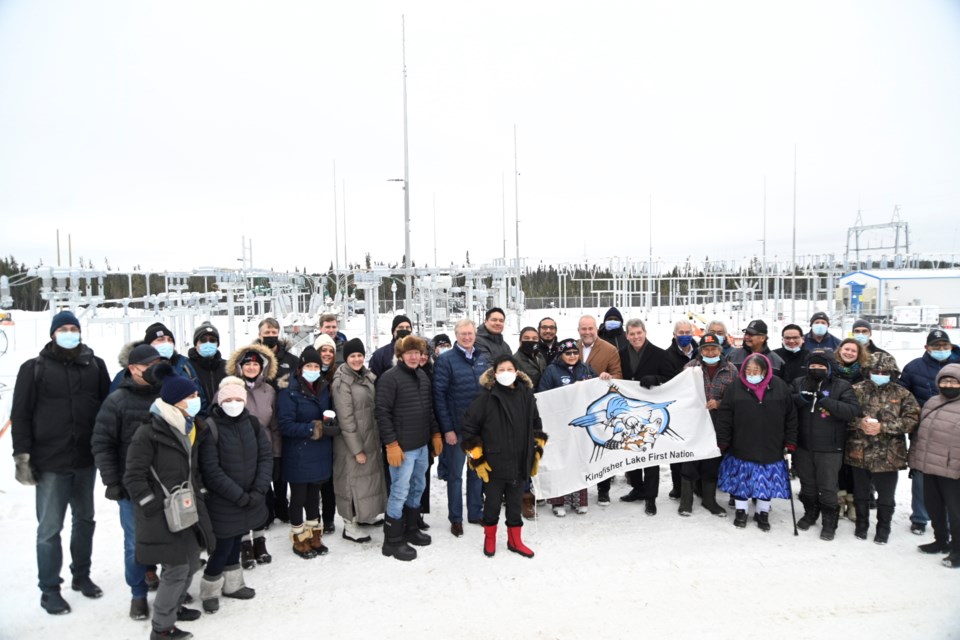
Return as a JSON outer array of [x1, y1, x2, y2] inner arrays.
[[394, 335, 426, 358], [343, 338, 365, 360], [50, 310, 81, 336], [217, 376, 247, 403]]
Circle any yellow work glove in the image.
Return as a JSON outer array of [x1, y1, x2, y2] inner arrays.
[[385, 442, 405, 467], [432, 432, 443, 457], [472, 459, 492, 483]]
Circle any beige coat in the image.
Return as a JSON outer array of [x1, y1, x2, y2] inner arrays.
[[226, 343, 281, 456], [330, 362, 387, 523], [580, 336, 623, 378], [909, 364, 960, 480]]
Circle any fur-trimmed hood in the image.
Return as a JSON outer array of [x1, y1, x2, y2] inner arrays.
[[117, 341, 142, 368], [478, 367, 534, 390], [226, 342, 279, 382]]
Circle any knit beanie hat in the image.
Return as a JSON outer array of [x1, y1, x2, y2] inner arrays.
[[314, 334, 337, 352], [300, 346, 323, 367], [852, 319, 872, 332], [217, 376, 247, 403], [155, 364, 198, 405], [193, 321, 220, 345], [343, 338, 365, 360], [391, 314, 413, 333], [145, 322, 175, 344], [50, 310, 81, 336]]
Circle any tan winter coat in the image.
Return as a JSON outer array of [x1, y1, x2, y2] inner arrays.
[[330, 362, 387, 523], [226, 344, 281, 457], [909, 364, 960, 480]]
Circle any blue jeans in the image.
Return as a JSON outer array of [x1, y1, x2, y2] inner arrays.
[[119, 498, 148, 598], [386, 446, 429, 520], [911, 470, 929, 524], [35, 466, 96, 593], [439, 440, 483, 523]]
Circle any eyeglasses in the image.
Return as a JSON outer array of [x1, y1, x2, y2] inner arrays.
[[562, 350, 580, 356], [540, 325, 557, 331], [782, 335, 802, 341], [197, 336, 218, 344]]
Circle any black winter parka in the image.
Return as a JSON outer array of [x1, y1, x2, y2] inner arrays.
[[375, 361, 439, 452], [792, 374, 861, 452]]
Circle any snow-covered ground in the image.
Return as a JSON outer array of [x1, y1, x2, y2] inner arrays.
[[1, 307, 958, 640]]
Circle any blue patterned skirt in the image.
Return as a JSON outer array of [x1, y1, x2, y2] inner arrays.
[[718, 455, 790, 500]]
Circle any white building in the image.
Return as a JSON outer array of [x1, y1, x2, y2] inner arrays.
[[837, 269, 960, 325]]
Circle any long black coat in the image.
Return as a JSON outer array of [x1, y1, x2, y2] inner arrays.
[[198, 407, 273, 538], [92, 373, 162, 488], [716, 374, 798, 464], [375, 361, 439, 452], [461, 370, 545, 482], [618, 341, 674, 385], [123, 409, 214, 565], [188, 348, 227, 412], [792, 374, 861, 453], [11, 342, 110, 473]]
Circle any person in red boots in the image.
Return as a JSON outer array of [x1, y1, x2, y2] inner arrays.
[[461, 355, 548, 558]]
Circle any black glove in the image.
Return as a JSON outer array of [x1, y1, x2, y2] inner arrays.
[[237, 493, 252, 508], [248, 491, 265, 508], [639, 375, 660, 389], [799, 390, 816, 403], [142, 498, 163, 517], [105, 484, 127, 501]]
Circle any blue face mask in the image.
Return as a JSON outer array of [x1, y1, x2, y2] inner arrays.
[[784, 345, 802, 353], [677, 335, 693, 348], [302, 370, 321, 383], [812, 324, 828, 337], [155, 343, 175, 359], [746, 374, 765, 385], [702, 355, 720, 365], [715, 335, 725, 344], [54, 331, 81, 350], [185, 396, 202, 417], [870, 374, 890, 386], [852, 334, 870, 346], [930, 349, 952, 362], [197, 342, 218, 358], [604, 320, 621, 331]]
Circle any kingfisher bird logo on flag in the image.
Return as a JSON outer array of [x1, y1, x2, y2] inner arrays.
[[569, 385, 679, 461]]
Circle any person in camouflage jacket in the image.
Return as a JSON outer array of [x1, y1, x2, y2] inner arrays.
[[846, 351, 920, 545]]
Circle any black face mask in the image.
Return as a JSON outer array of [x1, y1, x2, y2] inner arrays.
[[261, 336, 279, 349], [940, 387, 960, 400], [395, 329, 412, 340], [142, 365, 159, 385], [519, 341, 539, 355], [809, 369, 828, 382]]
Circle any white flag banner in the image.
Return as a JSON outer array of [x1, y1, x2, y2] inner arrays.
[[534, 367, 720, 499]]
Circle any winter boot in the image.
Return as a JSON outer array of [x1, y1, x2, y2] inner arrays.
[[222, 564, 255, 600], [290, 524, 317, 559], [342, 519, 372, 543], [403, 506, 432, 546], [381, 515, 417, 561], [919, 539, 951, 554], [71, 576, 103, 599], [644, 499, 657, 516], [483, 524, 497, 557], [844, 493, 857, 521], [678, 478, 694, 516], [305, 519, 329, 555], [796, 495, 820, 531], [274, 497, 289, 524], [507, 525, 534, 558], [944, 552, 960, 569], [522, 492, 536, 519], [733, 509, 748, 529], [854, 501, 870, 540], [700, 481, 728, 517], [755, 510, 771, 532], [130, 597, 149, 620], [199, 574, 224, 614], [252, 532, 272, 564], [874, 505, 893, 545], [40, 591, 71, 615], [145, 567, 160, 591], [819, 505, 840, 541], [240, 537, 256, 570], [150, 626, 193, 639]]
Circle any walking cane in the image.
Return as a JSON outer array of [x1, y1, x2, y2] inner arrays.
[[784, 457, 799, 536]]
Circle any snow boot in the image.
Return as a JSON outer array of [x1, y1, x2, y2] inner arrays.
[[403, 506, 432, 546], [240, 537, 256, 570], [754, 510, 771, 532], [919, 539, 951, 554], [150, 626, 193, 639], [483, 524, 497, 557], [305, 519, 329, 555], [943, 552, 960, 569], [252, 532, 272, 564], [854, 501, 870, 540], [522, 492, 537, 519], [733, 509, 748, 529], [645, 499, 657, 516], [700, 481, 728, 517], [342, 519, 372, 543], [678, 478, 694, 516], [819, 505, 840, 541], [130, 596, 149, 620], [41, 591, 71, 615], [507, 525, 534, 558], [290, 524, 317, 559], [874, 505, 893, 545], [199, 574, 224, 613], [222, 564, 255, 600], [796, 495, 820, 531], [382, 515, 417, 561], [552, 505, 566, 517]]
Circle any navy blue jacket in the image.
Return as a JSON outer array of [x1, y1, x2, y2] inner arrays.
[[803, 331, 842, 352], [277, 375, 333, 484], [433, 345, 490, 435], [369, 341, 397, 378], [537, 359, 596, 392], [899, 346, 960, 407]]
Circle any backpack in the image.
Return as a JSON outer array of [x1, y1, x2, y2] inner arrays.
[[201, 415, 262, 445], [32, 353, 102, 386]]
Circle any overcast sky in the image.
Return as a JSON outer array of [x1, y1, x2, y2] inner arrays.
[[1, 0, 958, 275]]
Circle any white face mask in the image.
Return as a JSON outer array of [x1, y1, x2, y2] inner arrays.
[[185, 396, 202, 417], [221, 400, 244, 417], [495, 371, 517, 387]]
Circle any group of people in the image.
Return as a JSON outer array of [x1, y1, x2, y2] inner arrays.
[[10, 307, 960, 639]]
